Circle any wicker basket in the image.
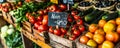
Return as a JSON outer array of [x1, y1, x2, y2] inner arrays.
[[93, 1, 116, 11]]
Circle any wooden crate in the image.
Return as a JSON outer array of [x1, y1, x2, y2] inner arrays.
[[48, 32, 76, 48]]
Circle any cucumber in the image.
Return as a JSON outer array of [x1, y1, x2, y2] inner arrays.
[[78, 8, 94, 16], [84, 9, 104, 24], [102, 12, 118, 21]]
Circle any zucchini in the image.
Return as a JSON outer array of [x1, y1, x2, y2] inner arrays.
[[84, 9, 104, 24], [78, 8, 94, 16], [92, 12, 108, 24], [102, 12, 118, 21]]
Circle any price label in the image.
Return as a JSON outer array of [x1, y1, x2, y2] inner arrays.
[[48, 12, 68, 27]]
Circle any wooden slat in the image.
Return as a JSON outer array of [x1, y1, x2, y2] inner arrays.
[[21, 28, 51, 48]]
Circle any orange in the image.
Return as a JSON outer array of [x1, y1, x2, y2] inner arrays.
[[105, 32, 119, 43], [116, 17, 120, 25], [98, 19, 107, 28], [85, 32, 94, 39], [103, 22, 115, 33], [89, 24, 98, 33], [102, 41, 114, 48], [79, 36, 89, 44], [93, 34, 105, 44], [87, 39, 97, 48], [95, 28, 105, 36], [117, 25, 120, 34], [108, 19, 116, 25]]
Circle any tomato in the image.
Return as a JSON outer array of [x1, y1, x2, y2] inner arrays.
[[54, 29, 61, 36], [26, 12, 30, 18], [69, 35, 76, 40], [29, 18, 36, 24], [42, 15, 48, 25], [60, 34, 65, 38], [59, 4, 67, 11], [2, 7, 8, 12], [28, 16, 36, 24], [49, 26, 54, 33], [73, 29, 81, 36], [74, 15, 81, 20], [25, 0, 31, 2], [0, 4, 2, 9], [79, 25, 85, 32], [38, 10, 44, 15], [34, 22, 41, 29], [61, 28, 67, 34], [49, 5, 57, 12], [72, 25, 77, 31], [67, 15, 73, 22], [43, 9, 48, 14], [56, 9, 61, 12], [71, 11, 78, 16], [38, 25, 48, 32], [37, 16, 43, 21], [77, 19, 83, 25]]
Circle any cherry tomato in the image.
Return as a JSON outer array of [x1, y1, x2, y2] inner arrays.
[[38, 25, 48, 32], [79, 25, 85, 32], [73, 29, 81, 36], [54, 29, 61, 36], [34, 22, 41, 29], [60, 34, 65, 38], [38, 10, 44, 15], [25, 0, 31, 2], [18, 2, 22, 6], [77, 19, 83, 25], [37, 16, 43, 21], [71, 11, 78, 16], [59, 4, 67, 11], [49, 26, 54, 33], [42, 15, 48, 25], [56, 9, 61, 12], [0, 4, 2, 9], [72, 25, 77, 31], [49, 5, 57, 12], [61, 28, 67, 34], [73, 15, 80, 20]]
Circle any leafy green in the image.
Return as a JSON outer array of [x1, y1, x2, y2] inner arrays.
[[9, 2, 53, 30], [5, 30, 23, 48]]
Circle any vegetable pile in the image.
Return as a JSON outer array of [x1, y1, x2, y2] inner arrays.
[[0, 25, 23, 48]]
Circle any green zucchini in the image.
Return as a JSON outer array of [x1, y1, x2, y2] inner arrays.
[[102, 12, 118, 21], [84, 9, 104, 24], [78, 8, 94, 16]]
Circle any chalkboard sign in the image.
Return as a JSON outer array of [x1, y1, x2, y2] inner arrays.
[[0, 0, 6, 3], [48, 12, 68, 27]]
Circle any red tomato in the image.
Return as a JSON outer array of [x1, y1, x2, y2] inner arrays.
[[42, 15, 48, 25], [34, 22, 41, 29], [18, 2, 22, 6], [73, 15, 80, 20], [69, 35, 76, 40], [38, 25, 48, 32], [0, 4, 2, 9], [67, 15, 73, 22], [43, 9, 48, 14], [49, 5, 57, 12], [37, 16, 43, 21], [73, 29, 81, 36], [59, 4, 67, 11], [49, 26, 54, 33], [56, 9, 61, 12], [77, 19, 83, 25], [38, 10, 44, 15], [60, 34, 65, 38], [26, 12, 30, 18], [61, 28, 67, 34], [72, 25, 77, 31], [2, 7, 8, 12], [54, 29, 61, 36], [25, 0, 31, 2], [79, 25, 85, 32], [29, 18, 35, 24], [71, 11, 78, 16]]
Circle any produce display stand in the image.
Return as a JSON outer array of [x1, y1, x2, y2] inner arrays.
[[1, 0, 120, 48]]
